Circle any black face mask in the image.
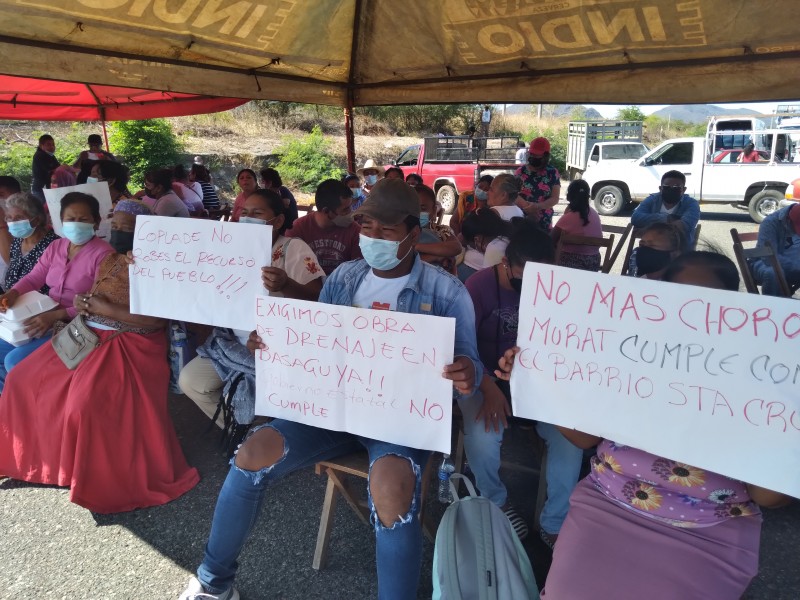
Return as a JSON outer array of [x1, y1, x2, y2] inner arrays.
[[661, 187, 683, 205], [528, 156, 548, 169], [109, 230, 135, 254], [509, 277, 523, 293], [636, 246, 672, 276]]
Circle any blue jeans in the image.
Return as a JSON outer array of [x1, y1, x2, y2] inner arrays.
[[0, 334, 51, 391], [535, 421, 583, 535], [457, 389, 507, 507], [196, 420, 430, 600]]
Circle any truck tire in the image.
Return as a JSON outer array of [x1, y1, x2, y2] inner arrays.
[[436, 184, 457, 214], [569, 168, 583, 181], [748, 190, 782, 223], [594, 185, 626, 216]]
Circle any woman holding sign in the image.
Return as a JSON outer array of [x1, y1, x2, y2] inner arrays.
[[496, 252, 791, 600], [0, 199, 199, 513], [179, 188, 324, 430], [0, 192, 113, 391]]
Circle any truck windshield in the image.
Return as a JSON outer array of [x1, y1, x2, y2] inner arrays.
[[602, 144, 647, 160], [646, 142, 693, 165], [396, 146, 420, 166]]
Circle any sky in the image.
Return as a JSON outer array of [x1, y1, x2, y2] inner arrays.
[[584, 102, 800, 118]]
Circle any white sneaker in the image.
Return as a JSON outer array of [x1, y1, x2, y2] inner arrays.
[[178, 576, 239, 600]]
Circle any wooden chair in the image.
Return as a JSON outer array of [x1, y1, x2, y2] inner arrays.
[[312, 452, 436, 570], [554, 233, 616, 274], [601, 223, 633, 273], [730, 228, 796, 296]]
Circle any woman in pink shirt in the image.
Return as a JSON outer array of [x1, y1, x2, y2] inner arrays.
[[0, 192, 113, 390], [552, 180, 603, 271]]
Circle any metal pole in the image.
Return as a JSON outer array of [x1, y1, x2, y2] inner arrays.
[[344, 96, 356, 174], [100, 108, 110, 151]]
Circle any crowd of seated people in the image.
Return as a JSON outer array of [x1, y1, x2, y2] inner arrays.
[[0, 133, 793, 600]]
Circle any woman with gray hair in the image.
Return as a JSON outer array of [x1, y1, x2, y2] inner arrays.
[[487, 173, 525, 221], [2, 192, 58, 291]]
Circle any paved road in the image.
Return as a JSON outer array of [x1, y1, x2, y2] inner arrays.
[[1, 203, 797, 600]]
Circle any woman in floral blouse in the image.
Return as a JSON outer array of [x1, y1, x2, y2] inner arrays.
[[497, 252, 790, 600]]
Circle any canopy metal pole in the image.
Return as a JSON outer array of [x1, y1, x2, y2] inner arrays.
[[344, 96, 356, 174], [100, 107, 110, 151]]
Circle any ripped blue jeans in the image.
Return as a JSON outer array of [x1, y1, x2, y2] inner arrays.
[[196, 419, 430, 600]]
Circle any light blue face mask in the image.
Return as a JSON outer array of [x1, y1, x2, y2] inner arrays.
[[61, 221, 95, 245], [351, 187, 361, 198], [419, 213, 430, 228], [86, 176, 99, 184], [365, 174, 378, 186], [8, 219, 35, 239], [475, 188, 488, 201], [239, 216, 267, 225], [359, 232, 411, 271]]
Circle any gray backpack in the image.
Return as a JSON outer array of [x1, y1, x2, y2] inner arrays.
[[432, 474, 539, 600]]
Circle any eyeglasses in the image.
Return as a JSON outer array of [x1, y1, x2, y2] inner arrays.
[[659, 185, 683, 191]]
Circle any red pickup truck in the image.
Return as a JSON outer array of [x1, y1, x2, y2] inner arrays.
[[387, 136, 520, 214]]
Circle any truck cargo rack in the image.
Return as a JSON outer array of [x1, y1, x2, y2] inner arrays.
[[423, 135, 520, 163]]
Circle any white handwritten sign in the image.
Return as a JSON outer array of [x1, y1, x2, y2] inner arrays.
[[44, 182, 113, 240], [510, 263, 800, 498], [129, 216, 271, 330], [254, 296, 456, 453]]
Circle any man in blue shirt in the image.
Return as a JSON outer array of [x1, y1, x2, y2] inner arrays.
[[631, 170, 701, 248], [179, 178, 482, 600], [753, 203, 800, 295]]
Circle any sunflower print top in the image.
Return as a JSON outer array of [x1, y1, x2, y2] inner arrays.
[[589, 440, 760, 527]]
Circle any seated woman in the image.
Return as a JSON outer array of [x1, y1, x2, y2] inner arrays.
[[552, 180, 604, 271], [178, 188, 324, 429], [50, 165, 76, 189], [414, 184, 462, 262], [0, 200, 200, 513], [628, 222, 685, 279], [190, 163, 220, 211], [96, 160, 134, 206], [138, 168, 190, 218], [450, 174, 492, 237], [230, 168, 259, 222], [173, 164, 205, 215], [260, 167, 298, 224], [497, 252, 790, 599], [0, 192, 113, 390], [2, 192, 59, 291], [457, 208, 509, 282]]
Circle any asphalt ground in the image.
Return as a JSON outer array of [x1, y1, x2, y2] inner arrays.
[[0, 200, 797, 600]]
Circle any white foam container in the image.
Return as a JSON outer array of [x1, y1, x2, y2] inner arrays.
[[0, 319, 31, 346], [2, 291, 58, 322]]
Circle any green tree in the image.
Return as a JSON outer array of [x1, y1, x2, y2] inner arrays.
[[275, 125, 344, 193], [615, 106, 646, 121], [108, 119, 183, 188]]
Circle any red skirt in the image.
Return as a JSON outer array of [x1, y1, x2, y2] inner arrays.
[[0, 328, 199, 513]]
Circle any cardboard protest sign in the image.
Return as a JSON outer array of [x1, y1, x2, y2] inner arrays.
[[510, 263, 800, 498], [44, 182, 113, 241], [254, 296, 456, 453], [129, 216, 271, 330]]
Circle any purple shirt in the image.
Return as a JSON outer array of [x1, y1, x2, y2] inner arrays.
[[589, 439, 760, 528], [13, 236, 114, 318], [465, 266, 519, 374]]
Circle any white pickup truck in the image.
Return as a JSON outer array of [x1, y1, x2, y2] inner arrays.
[[582, 132, 800, 223]]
